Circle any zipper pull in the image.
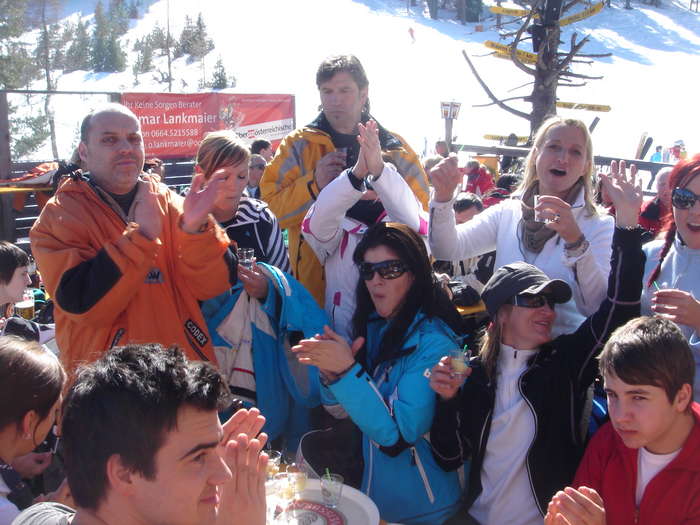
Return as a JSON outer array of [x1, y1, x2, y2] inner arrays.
[[634, 507, 639, 524], [410, 448, 416, 466]]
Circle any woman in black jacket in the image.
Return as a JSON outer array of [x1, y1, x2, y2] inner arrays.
[[429, 162, 644, 525]]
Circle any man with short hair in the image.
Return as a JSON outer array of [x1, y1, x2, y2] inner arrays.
[[545, 316, 700, 525], [11, 344, 268, 525], [250, 139, 273, 162], [261, 54, 429, 305], [245, 154, 266, 200], [30, 103, 235, 373]]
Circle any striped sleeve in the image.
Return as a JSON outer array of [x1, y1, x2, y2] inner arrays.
[[263, 208, 291, 273]]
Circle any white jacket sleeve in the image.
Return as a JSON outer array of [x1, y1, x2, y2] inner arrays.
[[429, 197, 504, 260], [301, 170, 363, 265], [562, 213, 615, 316], [373, 163, 427, 234]]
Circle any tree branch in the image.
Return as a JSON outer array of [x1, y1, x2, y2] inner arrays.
[[462, 50, 531, 120], [557, 32, 590, 72], [560, 70, 604, 80], [558, 81, 587, 87], [507, 80, 535, 92], [509, 6, 538, 75], [473, 95, 531, 107], [566, 51, 612, 58]]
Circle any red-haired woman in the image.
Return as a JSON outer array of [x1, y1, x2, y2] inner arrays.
[[642, 154, 700, 400]]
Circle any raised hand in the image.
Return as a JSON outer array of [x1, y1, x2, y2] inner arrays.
[[315, 151, 347, 189], [182, 170, 228, 233], [134, 187, 163, 240], [219, 433, 268, 525], [430, 155, 462, 203], [356, 120, 384, 177], [222, 407, 266, 446], [238, 260, 268, 300], [546, 486, 607, 525], [600, 160, 643, 228], [652, 289, 700, 332], [429, 355, 470, 401], [535, 195, 584, 244], [292, 325, 362, 376]]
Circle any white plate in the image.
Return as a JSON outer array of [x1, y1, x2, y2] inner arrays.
[[273, 479, 380, 525]]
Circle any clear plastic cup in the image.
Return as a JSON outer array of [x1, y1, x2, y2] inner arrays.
[[15, 289, 35, 320], [320, 473, 344, 508], [237, 247, 255, 269], [449, 348, 469, 375]]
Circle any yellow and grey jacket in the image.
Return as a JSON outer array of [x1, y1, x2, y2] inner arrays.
[[260, 113, 430, 305]]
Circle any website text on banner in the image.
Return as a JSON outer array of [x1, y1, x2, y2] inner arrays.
[[120, 93, 296, 158]]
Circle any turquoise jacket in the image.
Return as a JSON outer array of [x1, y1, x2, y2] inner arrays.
[[203, 264, 326, 450], [322, 313, 461, 524]]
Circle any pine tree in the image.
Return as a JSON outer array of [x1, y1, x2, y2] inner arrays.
[[211, 57, 228, 89], [132, 37, 153, 74], [175, 15, 195, 58], [9, 102, 51, 159], [65, 19, 91, 71], [189, 13, 214, 60], [91, 0, 109, 70], [128, 0, 139, 19], [0, 0, 41, 89], [108, 0, 129, 36]]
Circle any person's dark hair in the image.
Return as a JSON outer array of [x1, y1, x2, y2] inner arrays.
[[0, 336, 65, 433], [250, 139, 271, 155], [0, 241, 29, 284], [351, 223, 461, 366], [496, 174, 521, 192], [599, 316, 694, 404], [454, 192, 483, 214], [647, 154, 700, 288], [316, 54, 369, 91], [62, 344, 232, 510]]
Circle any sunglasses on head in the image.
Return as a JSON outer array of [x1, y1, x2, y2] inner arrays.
[[358, 259, 408, 281], [672, 187, 700, 210], [249, 163, 266, 170], [512, 293, 557, 309]]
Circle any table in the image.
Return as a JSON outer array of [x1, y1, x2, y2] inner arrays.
[[272, 478, 380, 524]]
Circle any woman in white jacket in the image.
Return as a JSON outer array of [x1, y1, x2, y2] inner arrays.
[[429, 117, 614, 335], [302, 120, 428, 342]]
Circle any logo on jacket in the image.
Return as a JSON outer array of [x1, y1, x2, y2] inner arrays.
[[145, 267, 163, 284], [185, 319, 208, 347]]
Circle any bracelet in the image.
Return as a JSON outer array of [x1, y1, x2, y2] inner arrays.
[[566, 239, 590, 259], [564, 233, 586, 250]]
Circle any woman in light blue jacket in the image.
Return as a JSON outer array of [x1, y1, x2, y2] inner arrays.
[[293, 222, 463, 524]]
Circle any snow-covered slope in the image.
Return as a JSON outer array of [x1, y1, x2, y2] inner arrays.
[[14, 0, 700, 161]]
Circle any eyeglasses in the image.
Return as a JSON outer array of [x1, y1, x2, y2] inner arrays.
[[672, 187, 700, 210], [249, 164, 266, 170], [358, 259, 408, 281], [511, 294, 557, 309]]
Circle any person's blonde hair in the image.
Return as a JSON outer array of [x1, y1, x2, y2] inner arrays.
[[195, 130, 250, 180], [518, 116, 597, 216], [478, 306, 509, 381]]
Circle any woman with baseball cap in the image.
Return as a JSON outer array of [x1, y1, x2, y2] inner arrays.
[[428, 166, 645, 525]]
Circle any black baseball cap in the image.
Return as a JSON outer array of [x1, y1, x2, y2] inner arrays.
[[481, 261, 572, 317]]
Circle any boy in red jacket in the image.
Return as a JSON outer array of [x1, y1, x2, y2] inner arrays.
[[545, 316, 700, 525]]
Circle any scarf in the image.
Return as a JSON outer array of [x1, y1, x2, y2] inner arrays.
[[521, 178, 584, 254]]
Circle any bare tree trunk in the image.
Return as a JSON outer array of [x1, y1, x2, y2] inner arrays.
[[40, 1, 59, 159], [530, 25, 560, 136]]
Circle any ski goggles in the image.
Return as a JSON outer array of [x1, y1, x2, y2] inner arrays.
[[511, 293, 557, 309], [672, 187, 700, 210], [358, 259, 408, 281]]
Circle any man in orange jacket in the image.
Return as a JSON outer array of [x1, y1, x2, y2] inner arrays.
[[30, 103, 235, 373]]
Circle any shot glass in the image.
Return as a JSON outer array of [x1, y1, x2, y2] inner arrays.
[[449, 348, 470, 376], [237, 247, 255, 269], [320, 473, 344, 509], [533, 195, 545, 223], [266, 450, 282, 479]]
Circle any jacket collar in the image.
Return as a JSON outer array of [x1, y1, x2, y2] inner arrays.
[[306, 112, 403, 151]]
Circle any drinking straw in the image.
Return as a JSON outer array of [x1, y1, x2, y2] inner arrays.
[[653, 281, 661, 291], [325, 468, 331, 479]]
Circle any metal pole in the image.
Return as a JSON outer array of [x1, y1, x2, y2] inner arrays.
[[445, 117, 454, 153], [0, 92, 14, 240], [166, 0, 172, 92]]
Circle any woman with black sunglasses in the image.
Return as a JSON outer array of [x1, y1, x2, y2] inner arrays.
[[292, 222, 463, 524], [642, 154, 700, 401], [0, 336, 68, 524], [428, 166, 644, 525]]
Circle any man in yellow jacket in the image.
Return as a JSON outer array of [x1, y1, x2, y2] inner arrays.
[[261, 54, 430, 306]]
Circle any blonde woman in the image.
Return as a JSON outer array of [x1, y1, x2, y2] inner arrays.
[[430, 117, 613, 335]]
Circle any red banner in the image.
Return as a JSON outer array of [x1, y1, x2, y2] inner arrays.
[[121, 93, 295, 158]]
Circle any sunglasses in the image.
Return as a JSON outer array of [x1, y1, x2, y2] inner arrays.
[[249, 164, 266, 170], [358, 259, 408, 281], [512, 293, 557, 309], [672, 187, 700, 210]]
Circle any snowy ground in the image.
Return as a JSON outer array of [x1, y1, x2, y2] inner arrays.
[[11, 0, 700, 164]]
